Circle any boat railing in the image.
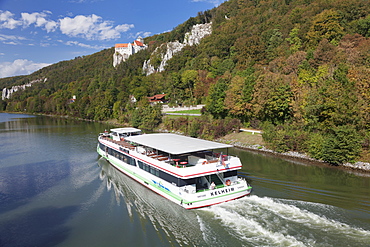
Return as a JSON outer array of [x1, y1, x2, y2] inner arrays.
[[130, 149, 232, 169], [100, 136, 135, 150]]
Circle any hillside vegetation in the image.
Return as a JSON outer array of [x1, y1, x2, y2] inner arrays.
[[1, 0, 369, 164]]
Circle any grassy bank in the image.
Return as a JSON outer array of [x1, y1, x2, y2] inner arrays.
[[218, 131, 265, 146]]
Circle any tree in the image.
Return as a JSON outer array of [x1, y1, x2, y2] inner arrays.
[[308, 125, 363, 164], [354, 15, 370, 38], [265, 29, 284, 61], [181, 70, 198, 101], [306, 9, 345, 47], [252, 72, 293, 124], [130, 99, 162, 130], [286, 26, 302, 53], [264, 84, 293, 124], [224, 71, 255, 121], [205, 76, 229, 119], [224, 75, 247, 118]]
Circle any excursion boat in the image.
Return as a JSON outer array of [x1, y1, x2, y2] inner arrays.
[[97, 127, 252, 209]]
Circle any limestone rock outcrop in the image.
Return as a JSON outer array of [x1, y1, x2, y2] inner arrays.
[[2, 78, 47, 100], [142, 23, 212, 75], [113, 52, 125, 68]]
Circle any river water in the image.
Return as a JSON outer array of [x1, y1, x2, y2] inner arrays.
[[0, 113, 369, 247]]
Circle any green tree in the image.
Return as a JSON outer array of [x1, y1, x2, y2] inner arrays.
[[181, 70, 198, 101], [286, 26, 302, 53], [264, 84, 293, 124], [308, 125, 362, 164], [130, 99, 162, 130], [306, 9, 345, 47], [354, 15, 370, 37], [205, 77, 229, 118], [265, 29, 284, 61]]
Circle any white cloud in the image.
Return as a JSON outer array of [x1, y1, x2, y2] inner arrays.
[[1, 11, 134, 41], [21, 12, 58, 32], [0, 33, 27, 45], [59, 14, 134, 40], [0, 59, 50, 78], [0, 10, 22, 29]]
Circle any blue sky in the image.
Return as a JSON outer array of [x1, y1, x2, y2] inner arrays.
[[0, 0, 226, 78]]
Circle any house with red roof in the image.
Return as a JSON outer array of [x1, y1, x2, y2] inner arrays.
[[147, 94, 168, 105], [115, 37, 147, 61]]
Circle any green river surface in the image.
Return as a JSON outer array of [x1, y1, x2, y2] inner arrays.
[[0, 113, 369, 247]]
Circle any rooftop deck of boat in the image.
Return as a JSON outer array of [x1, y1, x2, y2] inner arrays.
[[125, 133, 232, 155]]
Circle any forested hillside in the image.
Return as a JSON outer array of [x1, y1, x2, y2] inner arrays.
[[1, 0, 369, 164]]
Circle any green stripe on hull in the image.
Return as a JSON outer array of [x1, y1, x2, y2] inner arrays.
[[98, 146, 183, 203]]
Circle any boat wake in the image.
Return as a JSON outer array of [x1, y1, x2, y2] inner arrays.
[[98, 158, 370, 247], [198, 195, 370, 247]]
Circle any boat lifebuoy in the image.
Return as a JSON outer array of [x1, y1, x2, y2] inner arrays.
[[226, 179, 231, 186], [202, 160, 209, 165]]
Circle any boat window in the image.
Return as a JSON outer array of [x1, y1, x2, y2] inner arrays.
[[138, 160, 150, 172], [224, 170, 237, 177], [99, 143, 105, 150], [102, 145, 136, 166], [159, 171, 178, 184], [177, 178, 197, 187], [134, 159, 197, 186], [138, 160, 161, 178]]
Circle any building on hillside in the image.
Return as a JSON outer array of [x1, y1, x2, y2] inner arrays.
[[114, 37, 147, 61], [147, 94, 167, 105], [129, 95, 137, 103]]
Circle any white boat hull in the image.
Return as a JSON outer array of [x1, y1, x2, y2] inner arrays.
[[97, 145, 252, 209]]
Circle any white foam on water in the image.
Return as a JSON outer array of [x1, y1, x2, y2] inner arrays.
[[203, 202, 306, 246], [200, 195, 370, 246], [248, 196, 370, 238]]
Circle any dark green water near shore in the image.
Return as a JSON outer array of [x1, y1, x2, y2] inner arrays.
[[0, 113, 369, 246]]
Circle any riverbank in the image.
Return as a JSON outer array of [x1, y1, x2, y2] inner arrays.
[[4, 111, 369, 173], [216, 131, 370, 174]]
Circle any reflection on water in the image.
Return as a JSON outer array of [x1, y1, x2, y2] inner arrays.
[[98, 158, 205, 246]]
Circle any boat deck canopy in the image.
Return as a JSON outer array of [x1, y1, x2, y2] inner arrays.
[[125, 133, 232, 155], [110, 127, 141, 134]]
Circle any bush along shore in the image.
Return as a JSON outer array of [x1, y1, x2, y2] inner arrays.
[[216, 134, 370, 174]]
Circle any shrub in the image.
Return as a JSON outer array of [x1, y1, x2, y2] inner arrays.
[[307, 125, 362, 165], [262, 122, 307, 153]]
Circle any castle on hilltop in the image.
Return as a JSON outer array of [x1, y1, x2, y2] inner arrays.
[[113, 37, 147, 67]]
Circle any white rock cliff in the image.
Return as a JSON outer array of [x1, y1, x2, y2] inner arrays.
[[142, 22, 212, 75], [2, 78, 47, 100]]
